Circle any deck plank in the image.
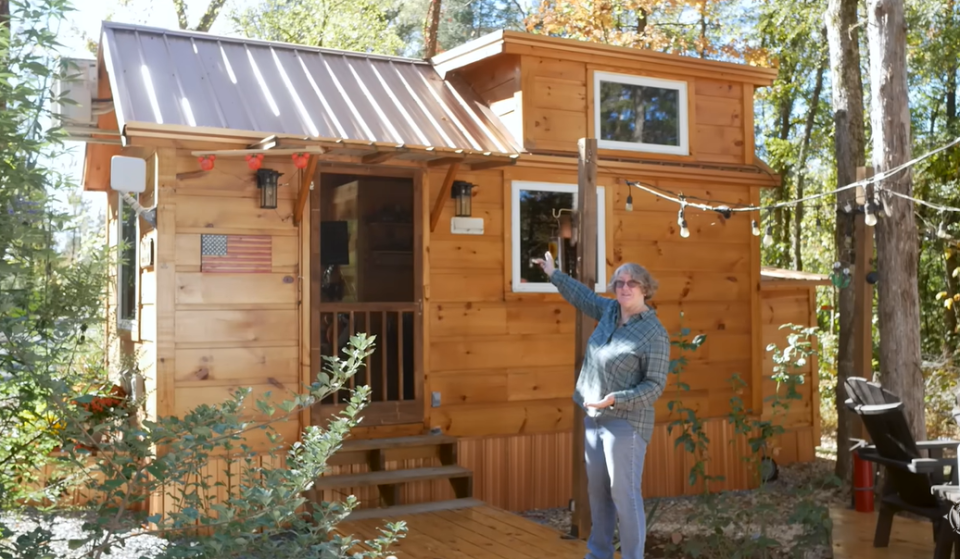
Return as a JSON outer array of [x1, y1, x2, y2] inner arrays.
[[336, 504, 591, 559], [830, 505, 936, 559]]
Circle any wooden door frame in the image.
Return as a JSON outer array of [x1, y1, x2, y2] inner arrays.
[[309, 163, 426, 428]]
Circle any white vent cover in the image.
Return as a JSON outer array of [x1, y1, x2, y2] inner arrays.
[[52, 58, 98, 127]]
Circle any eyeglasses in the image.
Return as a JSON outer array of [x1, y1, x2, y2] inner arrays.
[[612, 280, 641, 290]]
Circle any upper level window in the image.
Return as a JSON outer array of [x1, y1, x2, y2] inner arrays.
[[593, 71, 689, 156], [511, 181, 606, 293], [117, 193, 138, 331]]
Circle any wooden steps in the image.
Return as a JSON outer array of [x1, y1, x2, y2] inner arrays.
[[339, 434, 459, 452], [344, 497, 484, 521], [313, 433, 479, 521], [314, 465, 472, 489]]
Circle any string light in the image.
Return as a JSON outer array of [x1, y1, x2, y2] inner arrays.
[[763, 225, 774, 247], [617, 134, 960, 218], [677, 196, 690, 238], [864, 198, 878, 226], [751, 220, 761, 236], [625, 193, 633, 211]]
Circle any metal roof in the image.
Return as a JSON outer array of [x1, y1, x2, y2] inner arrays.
[[99, 21, 521, 156]]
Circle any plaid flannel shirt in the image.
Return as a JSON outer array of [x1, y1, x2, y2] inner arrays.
[[550, 270, 671, 442]]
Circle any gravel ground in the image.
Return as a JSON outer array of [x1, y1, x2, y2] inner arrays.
[[1, 509, 168, 559], [518, 448, 846, 559]]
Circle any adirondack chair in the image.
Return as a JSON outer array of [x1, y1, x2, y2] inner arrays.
[[844, 377, 960, 559]]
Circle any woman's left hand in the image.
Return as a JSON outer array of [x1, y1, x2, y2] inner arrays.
[[584, 394, 615, 409]]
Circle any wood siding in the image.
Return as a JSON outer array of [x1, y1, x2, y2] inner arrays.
[[759, 282, 822, 464], [453, 52, 755, 165], [162, 150, 306, 449], [425, 165, 760, 440]]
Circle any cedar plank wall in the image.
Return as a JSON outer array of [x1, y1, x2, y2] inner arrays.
[[424, 52, 815, 510], [424, 165, 761, 507], [759, 282, 821, 464], [459, 53, 747, 163], [168, 150, 301, 445], [146, 151, 303, 516]]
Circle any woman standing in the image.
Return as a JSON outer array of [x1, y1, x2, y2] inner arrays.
[[535, 253, 671, 559]]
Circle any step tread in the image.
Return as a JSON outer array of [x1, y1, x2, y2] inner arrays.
[[345, 498, 484, 521], [314, 465, 471, 488], [339, 434, 457, 452]]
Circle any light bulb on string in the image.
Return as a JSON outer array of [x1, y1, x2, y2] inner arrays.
[[864, 199, 878, 227], [763, 225, 774, 247], [625, 193, 633, 212], [751, 220, 761, 236], [678, 206, 690, 238], [938, 220, 949, 239]]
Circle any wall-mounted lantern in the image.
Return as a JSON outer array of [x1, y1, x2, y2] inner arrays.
[[451, 180, 475, 217], [256, 168, 282, 209]]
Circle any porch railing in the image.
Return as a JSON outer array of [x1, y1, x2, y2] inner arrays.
[[318, 303, 417, 407]]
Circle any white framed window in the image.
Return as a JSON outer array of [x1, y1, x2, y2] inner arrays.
[[117, 193, 138, 332], [593, 70, 689, 156], [511, 181, 606, 293]]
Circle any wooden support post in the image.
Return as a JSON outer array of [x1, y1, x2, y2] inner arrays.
[[429, 162, 460, 233], [294, 155, 318, 226], [569, 138, 597, 540], [852, 167, 874, 438]]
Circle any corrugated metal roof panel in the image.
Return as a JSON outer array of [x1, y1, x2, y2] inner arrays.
[[99, 22, 521, 155]]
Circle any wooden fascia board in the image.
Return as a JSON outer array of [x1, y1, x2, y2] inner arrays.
[[517, 155, 781, 187], [431, 38, 507, 79], [294, 155, 319, 226], [500, 34, 779, 87]]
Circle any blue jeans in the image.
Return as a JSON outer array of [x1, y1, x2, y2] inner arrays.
[[584, 415, 648, 559]]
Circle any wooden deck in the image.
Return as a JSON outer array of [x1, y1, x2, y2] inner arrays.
[[339, 502, 940, 559], [338, 504, 589, 558], [830, 505, 936, 558]]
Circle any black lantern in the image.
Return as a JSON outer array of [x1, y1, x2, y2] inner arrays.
[[256, 168, 282, 209], [451, 180, 475, 217]]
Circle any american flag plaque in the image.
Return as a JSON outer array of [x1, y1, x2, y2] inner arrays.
[[200, 234, 272, 273]]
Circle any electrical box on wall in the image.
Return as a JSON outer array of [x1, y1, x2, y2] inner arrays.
[[451, 216, 483, 235]]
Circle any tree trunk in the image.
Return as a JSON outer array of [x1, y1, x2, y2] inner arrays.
[[793, 39, 827, 271], [942, 0, 958, 351], [195, 0, 227, 32], [171, 0, 227, 31], [867, 0, 926, 442], [1, 0, 7, 112], [825, 0, 866, 482], [423, 0, 442, 58]]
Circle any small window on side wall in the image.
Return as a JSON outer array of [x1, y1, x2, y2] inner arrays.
[[593, 71, 689, 156], [511, 181, 606, 293], [117, 193, 138, 331]]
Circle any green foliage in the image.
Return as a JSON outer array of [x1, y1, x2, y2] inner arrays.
[[5, 334, 406, 559], [230, 0, 408, 56], [0, 0, 110, 508], [665, 318, 717, 491], [663, 320, 834, 558]]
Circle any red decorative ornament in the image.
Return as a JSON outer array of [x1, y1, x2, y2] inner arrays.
[[245, 153, 264, 170], [292, 152, 309, 169], [198, 155, 216, 171]]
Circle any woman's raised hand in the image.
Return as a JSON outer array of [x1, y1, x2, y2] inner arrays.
[[534, 251, 557, 277]]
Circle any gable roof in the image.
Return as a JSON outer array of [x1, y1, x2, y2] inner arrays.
[[98, 21, 521, 157]]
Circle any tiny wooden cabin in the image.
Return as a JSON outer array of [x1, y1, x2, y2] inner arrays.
[[76, 22, 826, 517]]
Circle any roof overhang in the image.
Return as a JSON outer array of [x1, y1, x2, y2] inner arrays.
[[120, 124, 519, 171], [760, 267, 831, 287], [432, 30, 780, 87]]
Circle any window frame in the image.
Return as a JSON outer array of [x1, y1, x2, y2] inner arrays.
[[510, 180, 607, 294], [116, 193, 139, 333], [592, 70, 690, 156]]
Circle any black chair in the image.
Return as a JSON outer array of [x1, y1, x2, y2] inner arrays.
[[844, 377, 960, 559]]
